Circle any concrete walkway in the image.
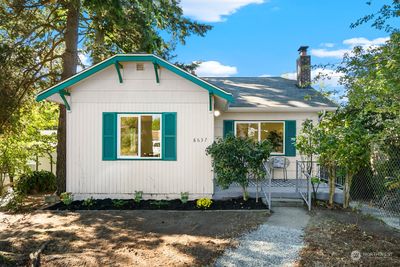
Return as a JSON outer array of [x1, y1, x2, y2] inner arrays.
[[215, 207, 310, 267]]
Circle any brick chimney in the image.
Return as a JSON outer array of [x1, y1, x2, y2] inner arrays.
[[296, 46, 311, 88]]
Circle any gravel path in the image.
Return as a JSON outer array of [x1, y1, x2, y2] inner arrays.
[[215, 207, 310, 267]]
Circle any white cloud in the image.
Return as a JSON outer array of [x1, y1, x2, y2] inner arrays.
[[259, 74, 273, 77], [311, 48, 351, 59], [343, 37, 389, 47], [195, 61, 238, 77], [77, 52, 91, 72], [311, 36, 389, 59], [321, 42, 335, 48], [180, 0, 265, 22]]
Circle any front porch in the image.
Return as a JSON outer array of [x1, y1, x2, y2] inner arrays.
[[213, 178, 344, 208]]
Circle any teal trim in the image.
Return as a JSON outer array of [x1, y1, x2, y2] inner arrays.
[[59, 92, 70, 111], [36, 54, 233, 102], [153, 63, 160, 83], [60, 90, 70, 96], [102, 112, 117, 160], [223, 120, 234, 138], [209, 93, 213, 111], [162, 112, 177, 161], [284, 120, 297, 156], [114, 61, 123, 83]]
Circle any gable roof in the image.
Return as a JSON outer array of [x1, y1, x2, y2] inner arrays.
[[203, 77, 337, 110], [36, 54, 233, 102]]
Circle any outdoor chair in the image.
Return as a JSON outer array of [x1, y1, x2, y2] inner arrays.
[[267, 156, 290, 181]]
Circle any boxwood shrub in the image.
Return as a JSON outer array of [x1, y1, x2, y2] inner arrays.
[[15, 170, 56, 194]]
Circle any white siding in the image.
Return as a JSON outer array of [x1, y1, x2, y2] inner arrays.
[[66, 62, 214, 200], [215, 111, 319, 179]]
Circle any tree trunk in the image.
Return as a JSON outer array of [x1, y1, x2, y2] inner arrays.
[[343, 172, 353, 208], [328, 165, 336, 206], [242, 186, 248, 201], [56, 0, 80, 194]]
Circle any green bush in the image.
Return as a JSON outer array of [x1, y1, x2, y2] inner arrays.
[[15, 170, 56, 194], [60, 192, 73, 205]]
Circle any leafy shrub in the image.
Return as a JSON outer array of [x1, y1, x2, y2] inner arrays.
[[196, 198, 213, 209], [112, 199, 127, 208], [4, 191, 25, 212], [134, 191, 143, 203], [206, 135, 271, 200], [180, 192, 189, 204], [60, 192, 73, 205], [150, 200, 169, 208], [15, 170, 56, 194], [83, 197, 95, 207]]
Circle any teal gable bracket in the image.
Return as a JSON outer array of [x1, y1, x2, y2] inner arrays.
[[153, 62, 160, 83], [209, 93, 213, 111], [59, 92, 71, 111], [36, 54, 233, 102], [60, 90, 70, 96], [114, 61, 123, 83]]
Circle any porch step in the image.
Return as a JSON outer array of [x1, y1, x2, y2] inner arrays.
[[271, 198, 305, 207]]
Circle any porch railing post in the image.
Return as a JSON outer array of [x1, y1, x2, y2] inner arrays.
[[295, 160, 299, 193]]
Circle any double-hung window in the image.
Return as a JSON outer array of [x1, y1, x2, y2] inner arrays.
[[235, 121, 285, 154], [117, 114, 162, 159]]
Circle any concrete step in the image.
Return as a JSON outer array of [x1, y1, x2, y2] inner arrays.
[[271, 198, 305, 207]]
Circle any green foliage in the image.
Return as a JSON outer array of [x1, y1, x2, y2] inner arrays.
[[83, 197, 95, 208], [180, 192, 189, 204], [196, 198, 213, 209], [134, 191, 143, 203], [60, 192, 73, 206], [112, 199, 127, 208], [150, 200, 170, 208], [206, 135, 272, 201], [4, 191, 25, 212], [15, 170, 56, 195], [206, 135, 252, 200]]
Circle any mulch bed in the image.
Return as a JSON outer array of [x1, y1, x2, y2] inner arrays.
[[47, 198, 268, 211], [299, 208, 400, 266]]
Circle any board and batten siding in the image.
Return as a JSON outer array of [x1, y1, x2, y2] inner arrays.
[[215, 112, 319, 179], [66, 62, 214, 200]]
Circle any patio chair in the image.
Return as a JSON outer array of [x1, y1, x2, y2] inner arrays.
[[267, 156, 290, 181]]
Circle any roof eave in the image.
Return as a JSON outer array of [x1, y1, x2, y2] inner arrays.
[[36, 54, 233, 102]]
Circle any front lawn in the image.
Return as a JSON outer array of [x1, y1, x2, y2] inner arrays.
[[0, 210, 268, 266]]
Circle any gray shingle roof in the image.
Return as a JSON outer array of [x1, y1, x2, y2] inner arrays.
[[203, 77, 337, 109]]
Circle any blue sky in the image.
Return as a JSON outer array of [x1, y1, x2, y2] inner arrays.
[[176, 0, 395, 85]]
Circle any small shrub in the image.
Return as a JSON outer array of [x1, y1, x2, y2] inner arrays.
[[5, 191, 25, 212], [150, 200, 170, 208], [196, 198, 213, 209], [112, 199, 127, 208], [60, 192, 73, 205], [134, 191, 143, 203], [180, 192, 189, 204], [83, 197, 95, 207], [15, 170, 56, 195]]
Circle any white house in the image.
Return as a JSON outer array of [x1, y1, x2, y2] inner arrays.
[[36, 47, 337, 200]]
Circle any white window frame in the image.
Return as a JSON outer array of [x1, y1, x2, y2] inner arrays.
[[117, 114, 162, 159], [234, 121, 285, 155]]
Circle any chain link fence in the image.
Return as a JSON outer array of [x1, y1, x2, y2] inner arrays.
[[350, 141, 400, 229]]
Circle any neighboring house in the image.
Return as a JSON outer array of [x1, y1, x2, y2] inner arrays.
[[36, 47, 337, 200]]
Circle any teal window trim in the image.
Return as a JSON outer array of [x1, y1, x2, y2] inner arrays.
[[36, 54, 233, 102], [234, 120, 286, 156], [59, 92, 71, 111], [116, 113, 163, 160], [114, 61, 123, 83], [153, 62, 160, 83]]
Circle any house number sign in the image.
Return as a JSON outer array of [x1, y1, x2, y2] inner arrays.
[[193, 137, 208, 143]]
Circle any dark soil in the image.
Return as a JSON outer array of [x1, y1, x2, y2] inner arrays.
[[47, 198, 268, 211], [300, 207, 400, 266]]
